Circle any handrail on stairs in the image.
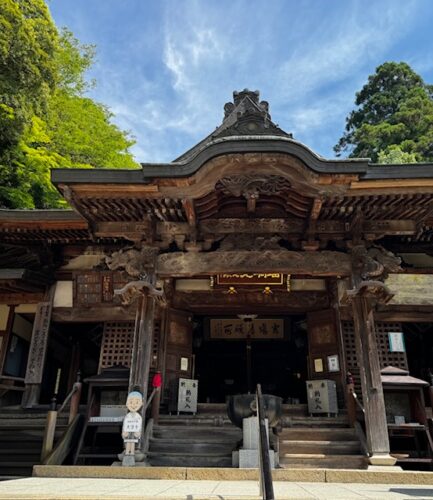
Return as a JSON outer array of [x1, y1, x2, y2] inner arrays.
[[346, 372, 365, 428], [41, 371, 82, 462], [42, 414, 85, 465], [256, 384, 274, 500]]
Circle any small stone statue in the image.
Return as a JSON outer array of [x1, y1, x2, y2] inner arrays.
[[121, 390, 143, 466]]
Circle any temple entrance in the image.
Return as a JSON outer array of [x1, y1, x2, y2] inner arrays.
[[40, 321, 102, 404], [404, 323, 433, 383], [192, 315, 308, 403]]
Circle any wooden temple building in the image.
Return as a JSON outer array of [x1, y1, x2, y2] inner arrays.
[[1, 89, 433, 475]]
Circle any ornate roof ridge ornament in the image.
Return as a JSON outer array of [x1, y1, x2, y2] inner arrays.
[[215, 89, 292, 140]]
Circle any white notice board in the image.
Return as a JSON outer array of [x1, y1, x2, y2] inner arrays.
[[177, 378, 198, 413], [388, 332, 405, 353]]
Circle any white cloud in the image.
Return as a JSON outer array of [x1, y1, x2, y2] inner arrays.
[[66, 0, 421, 162]]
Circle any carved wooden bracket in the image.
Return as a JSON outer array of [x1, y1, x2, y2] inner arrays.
[[114, 280, 165, 306], [105, 246, 159, 279], [351, 245, 402, 283], [341, 280, 394, 307]]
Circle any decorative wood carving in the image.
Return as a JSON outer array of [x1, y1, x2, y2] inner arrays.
[[216, 174, 292, 197], [157, 250, 352, 277], [106, 246, 159, 279], [114, 279, 165, 305], [199, 218, 305, 234], [351, 245, 400, 282]]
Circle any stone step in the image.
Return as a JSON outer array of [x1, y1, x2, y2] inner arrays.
[[279, 454, 368, 469], [281, 416, 349, 428], [149, 439, 236, 454], [196, 404, 227, 414], [0, 448, 41, 456], [279, 440, 361, 455], [0, 408, 69, 422], [157, 416, 233, 426], [279, 427, 357, 441], [153, 425, 241, 439], [147, 452, 232, 468], [0, 431, 44, 440]]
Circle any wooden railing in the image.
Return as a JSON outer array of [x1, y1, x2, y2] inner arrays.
[[256, 384, 274, 500], [41, 372, 82, 462], [346, 373, 369, 457], [346, 372, 365, 427], [42, 414, 84, 465]]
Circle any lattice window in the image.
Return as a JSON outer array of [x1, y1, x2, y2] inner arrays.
[[375, 322, 408, 370], [342, 320, 408, 397], [98, 321, 134, 372]]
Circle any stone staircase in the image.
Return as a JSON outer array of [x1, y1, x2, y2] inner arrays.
[[147, 406, 242, 467], [0, 407, 68, 479], [279, 414, 368, 469], [148, 405, 368, 470]]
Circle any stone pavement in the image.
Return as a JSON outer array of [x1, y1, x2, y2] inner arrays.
[[0, 477, 433, 499]]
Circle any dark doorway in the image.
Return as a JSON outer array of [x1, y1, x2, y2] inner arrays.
[[193, 315, 308, 403], [404, 323, 433, 383], [40, 322, 103, 404]]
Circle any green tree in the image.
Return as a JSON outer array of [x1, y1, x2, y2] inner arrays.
[[0, 5, 138, 209], [0, 0, 58, 146], [377, 145, 417, 164], [334, 62, 433, 162]]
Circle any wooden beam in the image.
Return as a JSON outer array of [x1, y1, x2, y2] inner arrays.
[[181, 199, 196, 227], [157, 250, 352, 277], [303, 198, 323, 250], [52, 305, 136, 322], [94, 221, 151, 240]]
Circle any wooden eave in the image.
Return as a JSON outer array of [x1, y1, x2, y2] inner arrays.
[[0, 268, 52, 293], [0, 209, 91, 243]]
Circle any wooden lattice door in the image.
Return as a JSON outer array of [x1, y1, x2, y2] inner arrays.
[[342, 320, 408, 396], [98, 321, 134, 372]]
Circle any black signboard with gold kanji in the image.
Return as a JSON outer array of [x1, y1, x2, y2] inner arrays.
[[216, 273, 284, 286]]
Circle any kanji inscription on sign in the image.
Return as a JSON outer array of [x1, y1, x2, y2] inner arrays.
[[210, 319, 284, 339], [177, 378, 198, 413]]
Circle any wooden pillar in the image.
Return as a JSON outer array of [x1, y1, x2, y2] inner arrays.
[[151, 304, 169, 423], [22, 287, 55, 408], [129, 292, 156, 401], [351, 293, 395, 466]]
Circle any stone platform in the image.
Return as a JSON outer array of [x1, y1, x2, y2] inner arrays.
[[33, 465, 433, 485]]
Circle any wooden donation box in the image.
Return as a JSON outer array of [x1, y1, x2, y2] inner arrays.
[[381, 366, 433, 466], [74, 366, 130, 465]]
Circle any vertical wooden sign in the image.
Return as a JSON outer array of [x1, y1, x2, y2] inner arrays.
[[24, 301, 53, 385]]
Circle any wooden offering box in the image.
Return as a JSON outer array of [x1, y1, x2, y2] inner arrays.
[[74, 366, 130, 465], [381, 366, 433, 468]]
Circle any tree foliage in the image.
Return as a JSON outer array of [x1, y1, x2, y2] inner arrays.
[[0, 2, 138, 209], [334, 62, 433, 162]]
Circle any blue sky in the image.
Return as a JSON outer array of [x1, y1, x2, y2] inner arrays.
[[49, 0, 433, 163]]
